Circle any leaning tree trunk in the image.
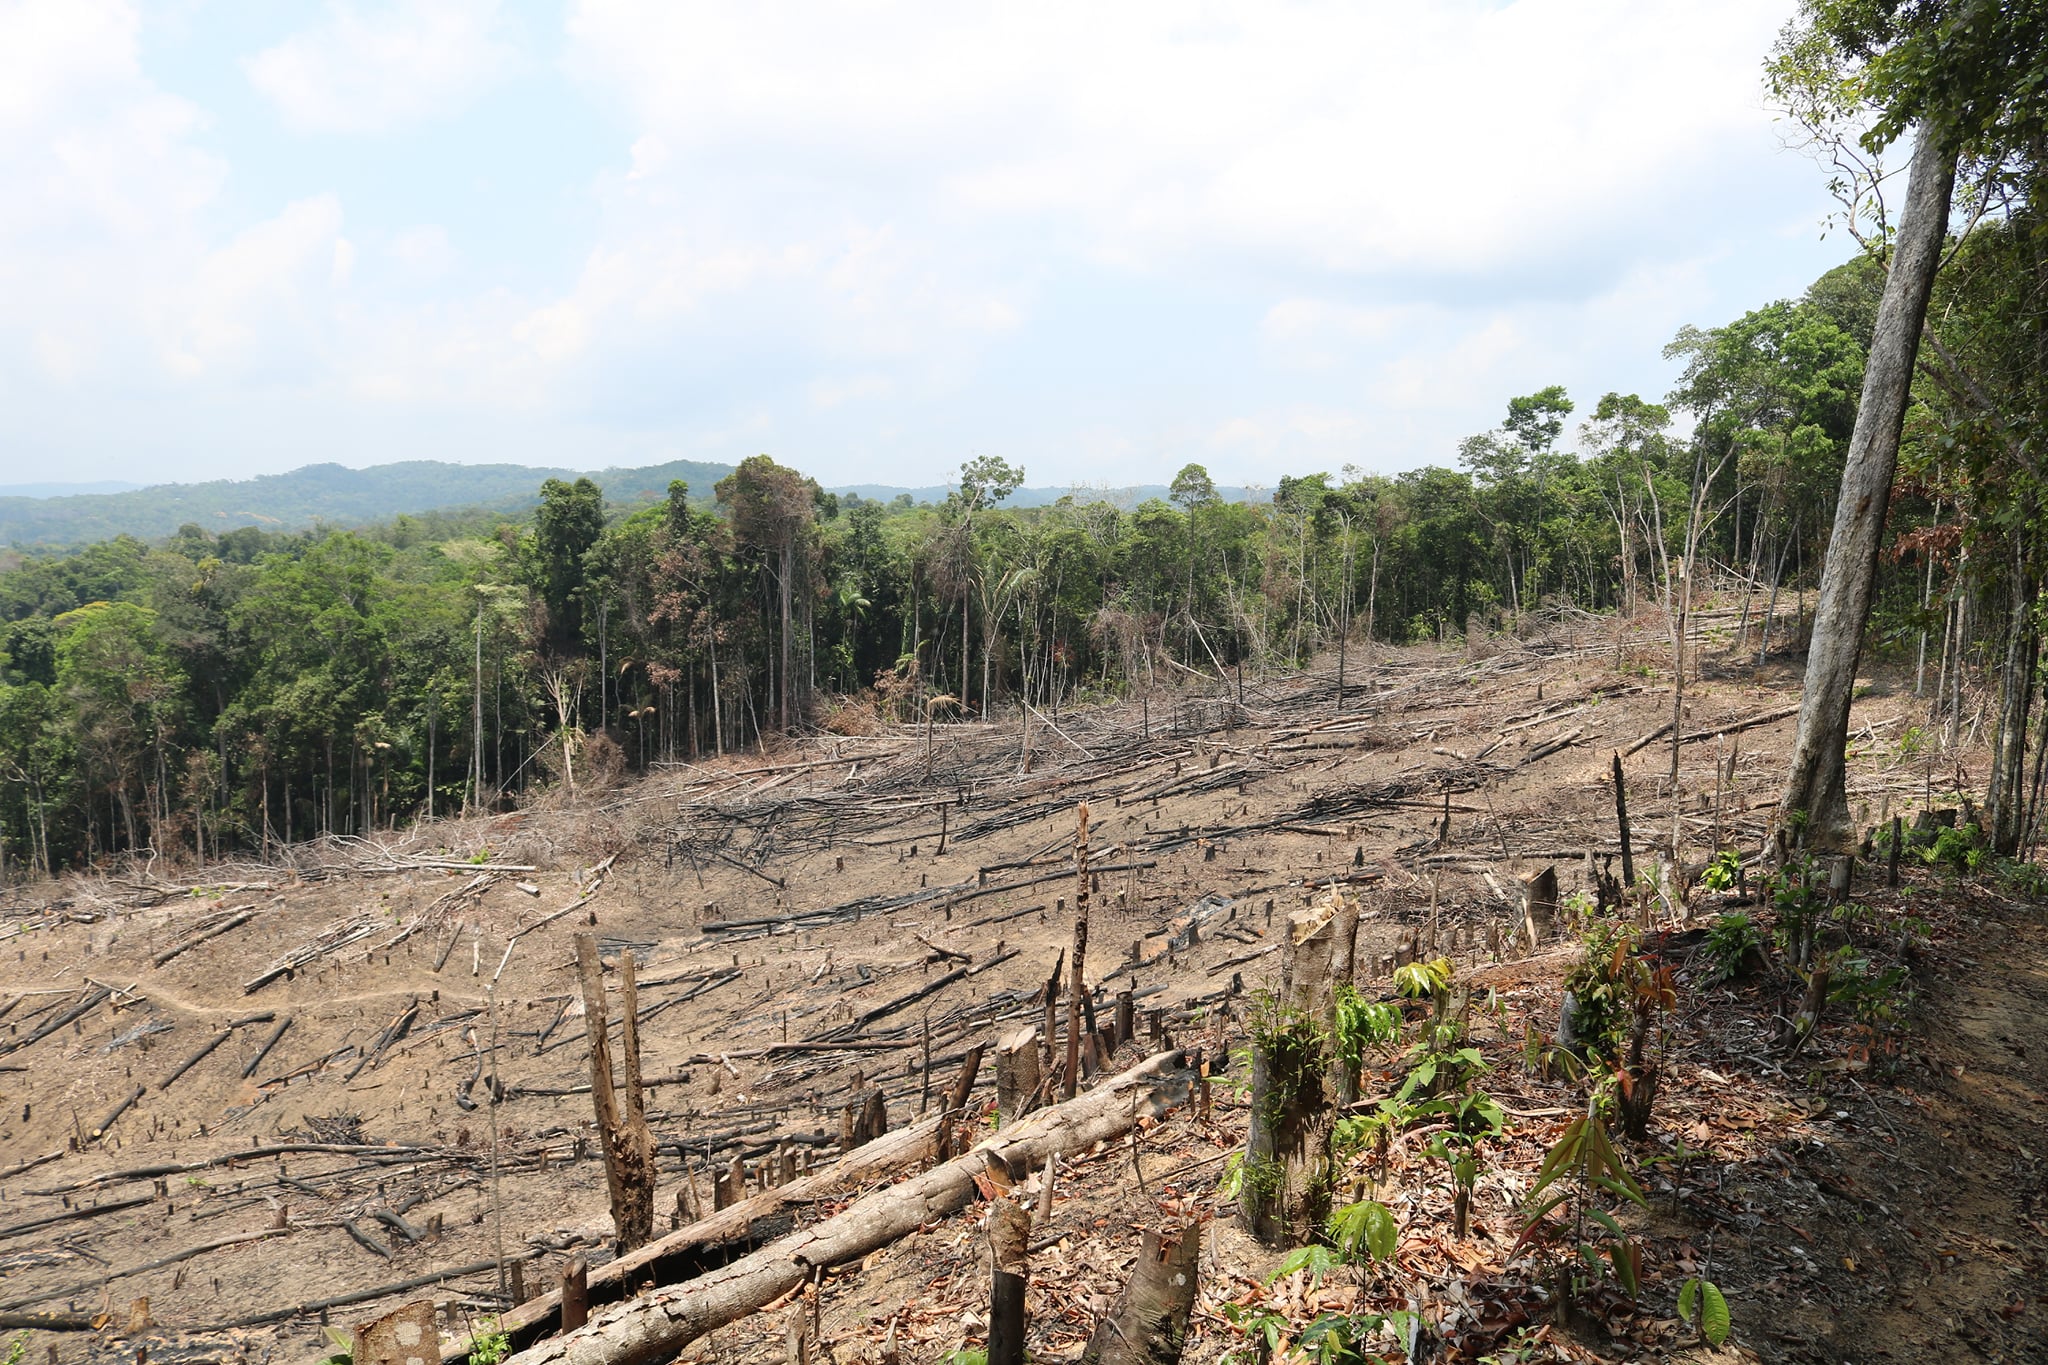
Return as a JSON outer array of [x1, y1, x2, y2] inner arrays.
[[1780, 125, 1958, 851]]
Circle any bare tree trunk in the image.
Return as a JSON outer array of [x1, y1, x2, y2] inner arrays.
[[1988, 530, 2039, 855], [575, 935, 657, 1252], [1780, 128, 1957, 850]]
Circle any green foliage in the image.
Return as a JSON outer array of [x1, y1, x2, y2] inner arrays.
[[943, 1350, 989, 1365], [467, 1319, 511, 1365], [1768, 864, 1829, 966], [1326, 1199, 1400, 1263], [320, 1328, 355, 1365], [1678, 1276, 1732, 1347], [1825, 947, 1911, 1026], [1392, 955, 1454, 1000], [1517, 1108, 1647, 1311], [1332, 984, 1402, 1066], [1703, 911, 1765, 984], [1700, 849, 1742, 893], [1921, 821, 1984, 874], [1269, 1243, 1343, 1287], [5, 1335, 29, 1365], [1994, 857, 2048, 898], [1562, 924, 1640, 1058]]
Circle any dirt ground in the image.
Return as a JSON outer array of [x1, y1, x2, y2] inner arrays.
[[2, 609, 2042, 1364]]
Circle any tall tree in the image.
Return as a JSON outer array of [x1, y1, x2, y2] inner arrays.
[[1765, 0, 2048, 844], [533, 477, 606, 658], [717, 456, 818, 732]]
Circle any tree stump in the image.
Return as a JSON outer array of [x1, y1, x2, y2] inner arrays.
[[986, 1198, 1031, 1365], [1240, 900, 1342, 1243], [995, 1028, 1041, 1125], [1520, 865, 1558, 953], [1079, 1223, 1200, 1364]]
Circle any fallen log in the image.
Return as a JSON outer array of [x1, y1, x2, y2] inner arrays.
[[194, 1251, 544, 1331], [152, 904, 262, 968], [0, 1311, 99, 1332], [448, 1114, 956, 1358], [494, 1049, 1196, 1365], [0, 986, 110, 1057]]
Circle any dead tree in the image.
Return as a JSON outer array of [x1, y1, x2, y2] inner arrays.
[[1079, 1222, 1201, 1364], [1066, 803, 1091, 1099], [575, 934, 658, 1251]]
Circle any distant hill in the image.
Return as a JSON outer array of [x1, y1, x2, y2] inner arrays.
[[0, 461, 1271, 549], [0, 480, 146, 498], [0, 460, 737, 548]]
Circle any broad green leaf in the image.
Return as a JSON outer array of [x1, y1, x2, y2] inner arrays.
[[1701, 1281, 1731, 1346], [1678, 1277, 1700, 1324]]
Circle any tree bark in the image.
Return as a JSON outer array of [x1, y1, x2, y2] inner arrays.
[[1080, 1223, 1201, 1364], [1780, 127, 1957, 849], [986, 1197, 1031, 1365], [1240, 899, 1341, 1243], [497, 1050, 1196, 1365], [994, 1026, 1041, 1124], [575, 935, 658, 1251]]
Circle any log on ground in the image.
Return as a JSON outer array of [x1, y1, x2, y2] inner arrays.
[[498, 1049, 1196, 1365]]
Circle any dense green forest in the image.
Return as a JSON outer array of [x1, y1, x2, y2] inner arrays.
[[0, 231, 2037, 876]]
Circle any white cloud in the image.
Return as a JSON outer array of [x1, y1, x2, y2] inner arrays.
[[244, 0, 516, 134], [388, 224, 454, 277], [169, 194, 348, 377], [565, 0, 1791, 281]]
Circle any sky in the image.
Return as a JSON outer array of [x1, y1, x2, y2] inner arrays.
[[0, 0, 1866, 492]]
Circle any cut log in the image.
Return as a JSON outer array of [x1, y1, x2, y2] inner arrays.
[[1080, 1222, 1200, 1364], [495, 1049, 1196, 1365], [152, 905, 262, 968]]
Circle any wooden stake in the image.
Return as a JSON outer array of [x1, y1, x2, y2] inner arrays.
[[560, 1257, 589, 1332]]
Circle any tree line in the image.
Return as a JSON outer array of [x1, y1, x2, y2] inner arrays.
[[0, 230, 2039, 873]]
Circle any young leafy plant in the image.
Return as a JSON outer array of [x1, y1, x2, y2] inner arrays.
[[1699, 849, 1741, 893], [1677, 1276, 1732, 1347], [1702, 911, 1763, 984], [1516, 1105, 1648, 1319]]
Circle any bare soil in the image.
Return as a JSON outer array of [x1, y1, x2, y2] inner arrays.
[[2, 615, 2041, 1364]]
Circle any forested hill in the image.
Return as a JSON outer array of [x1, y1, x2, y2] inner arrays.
[[0, 461, 1270, 548], [0, 459, 739, 548]]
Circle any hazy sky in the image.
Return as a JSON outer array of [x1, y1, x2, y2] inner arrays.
[[2, 1, 1863, 491]]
